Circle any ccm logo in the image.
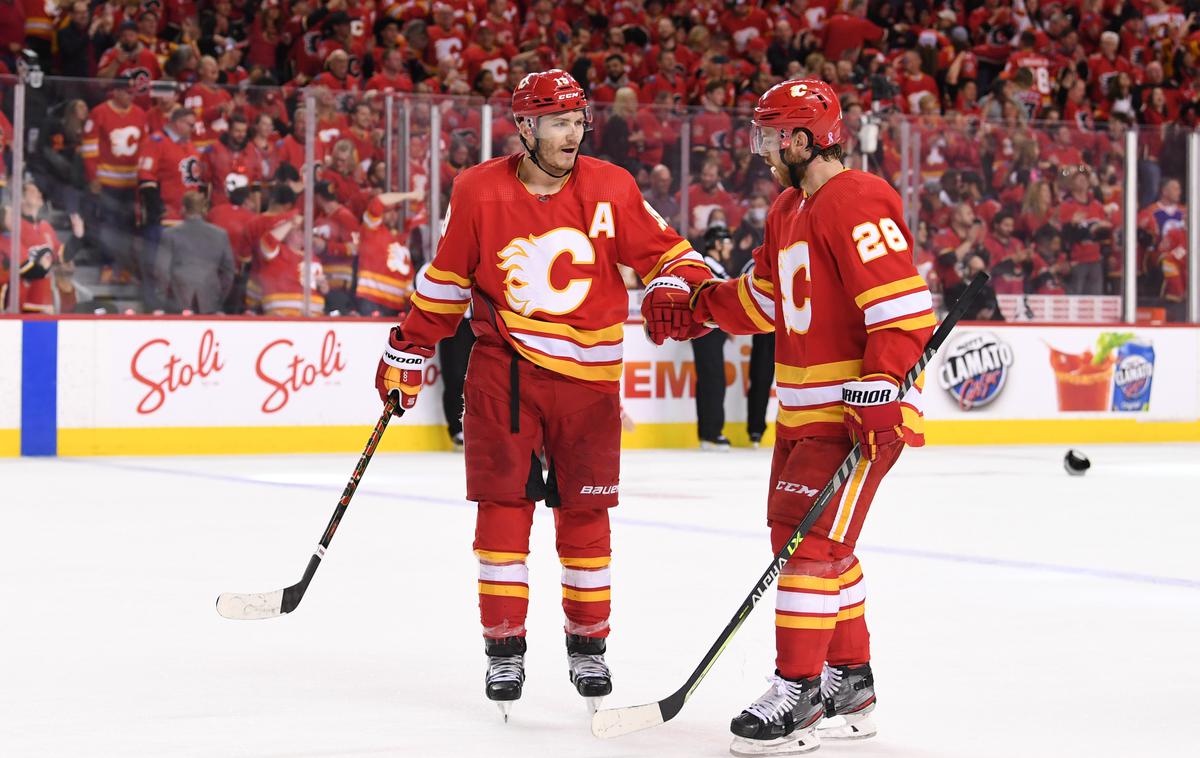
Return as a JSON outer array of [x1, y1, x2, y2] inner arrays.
[[580, 485, 619, 495], [775, 481, 818, 496]]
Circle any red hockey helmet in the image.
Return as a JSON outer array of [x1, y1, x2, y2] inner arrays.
[[511, 69, 592, 129], [750, 78, 844, 156]]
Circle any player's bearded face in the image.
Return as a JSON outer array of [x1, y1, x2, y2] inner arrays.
[[753, 126, 812, 188], [528, 111, 588, 172]]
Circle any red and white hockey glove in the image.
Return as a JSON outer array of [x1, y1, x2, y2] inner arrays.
[[641, 275, 711, 345], [841, 374, 904, 461], [375, 326, 434, 414]]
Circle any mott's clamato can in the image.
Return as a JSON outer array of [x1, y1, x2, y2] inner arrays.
[[1112, 339, 1155, 411]]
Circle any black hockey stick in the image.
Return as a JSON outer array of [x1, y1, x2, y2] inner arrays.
[[592, 274, 990, 738], [216, 398, 401, 620]]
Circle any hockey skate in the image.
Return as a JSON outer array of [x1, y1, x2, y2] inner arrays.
[[700, 435, 733, 452], [566, 634, 612, 713], [817, 663, 877, 740], [729, 672, 823, 756], [484, 636, 526, 721]]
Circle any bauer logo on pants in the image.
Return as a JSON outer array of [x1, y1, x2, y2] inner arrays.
[[938, 332, 1013, 411]]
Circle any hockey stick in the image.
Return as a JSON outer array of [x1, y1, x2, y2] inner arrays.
[[216, 398, 401, 620], [592, 274, 990, 738]]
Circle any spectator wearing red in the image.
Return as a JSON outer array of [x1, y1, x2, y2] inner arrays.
[[313, 177, 362, 309], [276, 104, 327, 174], [207, 179, 257, 269], [1042, 124, 1086, 171], [981, 211, 1027, 267], [313, 49, 362, 94], [638, 48, 687, 105], [1137, 178, 1186, 274], [205, 114, 263, 206], [250, 112, 282, 183], [1087, 31, 1137, 102], [257, 212, 328, 317], [1018, 179, 1056, 241], [1029, 226, 1070, 295], [246, 1, 285, 72], [427, 2, 467, 66], [317, 11, 369, 78], [82, 77, 147, 279], [482, 0, 519, 46], [1158, 227, 1189, 321], [1001, 31, 1058, 105], [442, 87, 483, 151], [898, 50, 939, 114], [0, 182, 71, 314], [1056, 169, 1112, 295], [343, 103, 383, 174], [366, 46, 416, 94], [1008, 67, 1043, 121], [990, 240, 1041, 296], [519, 0, 571, 50], [719, 0, 772, 53], [313, 87, 350, 150], [357, 191, 421, 316], [932, 202, 987, 302], [462, 22, 516, 87], [593, 54, 639, 103], [682, 160, 740, 240], [97, 20, 162, 86], [138, 107, 204, 310], [185, 56, 233, 151], [819, 0, 884, 62]]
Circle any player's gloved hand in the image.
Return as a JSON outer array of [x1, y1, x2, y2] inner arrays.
[[641, 275, 710, 345], [375, 326, 434, 414], [841, 374, 904, 461]]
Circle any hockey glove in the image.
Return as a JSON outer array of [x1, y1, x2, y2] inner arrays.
[[841, 374, 904, 461], [641, 275, 710, 345], [375, 326, 434, 414]]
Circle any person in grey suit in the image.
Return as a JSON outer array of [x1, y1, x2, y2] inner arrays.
[[157, 192, 236, 313]]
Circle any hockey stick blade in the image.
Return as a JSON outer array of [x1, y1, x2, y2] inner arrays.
[[591, 274, 990, 738], [215, 399, 398, 620]]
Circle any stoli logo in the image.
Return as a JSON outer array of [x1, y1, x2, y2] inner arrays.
[[130, 329, 224, 414], [256, 330, 346, 413]]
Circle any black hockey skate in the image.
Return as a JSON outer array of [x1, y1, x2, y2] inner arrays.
[[485, 636, 526, 721], [566, 634, 612, 713], [817, 662, 877, 740], [729, 672, 823, 756]]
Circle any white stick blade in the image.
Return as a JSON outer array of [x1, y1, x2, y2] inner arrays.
[[591, 703, 664, 739], [215, 590, 285, 620]]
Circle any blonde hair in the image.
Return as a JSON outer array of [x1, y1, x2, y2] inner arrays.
[[613, 87, 638, 119]]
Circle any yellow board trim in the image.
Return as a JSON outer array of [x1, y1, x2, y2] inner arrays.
[[56, 425, 457, 456], [854, 275, 927, 308], [775, 613, 838, 630], [778, 575, 840, 591], [475, 550, 529, 564], [562, 587, 612, 602], [499, 311, 624, 345], [426, 265, 472, 288], [479, 582, 529, 599], [410, 292, 470, 315], [866, 312, 937, 334], [737, 277, 776, 332], [0, 429, 19, 456], [560, 556, 612, 569], [923, 418, 1200, 445], [776, 359, 864, 386]]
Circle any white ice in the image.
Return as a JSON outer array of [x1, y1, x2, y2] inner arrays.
[[2, 444, 1199, 758]]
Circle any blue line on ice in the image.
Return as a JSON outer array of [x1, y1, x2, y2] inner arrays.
[[65, 457, 1200, 591]]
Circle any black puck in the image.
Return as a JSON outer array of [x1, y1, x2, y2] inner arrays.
[[1064, 449, 1091, 476]]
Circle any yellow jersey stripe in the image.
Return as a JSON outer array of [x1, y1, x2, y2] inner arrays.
[[499, 311, 624, 345], [866, 312, 937, 334], [775, 360, 864, 386], [560, 556, 612, 568], [508, 339, 623, 382], [411, 292, 471, 315], [752, 275, 775, 295], [562, 587, 612, 602], [836, 604, 866, 622], [839, 562, 864, 585], [427, 265, 472, 288], [777, 406, 843, 427], [737, 277, 775, 332], [775, 613, 838, 630], [778, 575, 840, 591], [474, 549, 529, 563], [478, 582, 530, 598], [642, 240, 697, 283], [854, 275, 928, 308]]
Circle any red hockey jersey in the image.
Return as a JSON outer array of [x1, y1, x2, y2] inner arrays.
[[357, 199, 414, 311], [257, 230, 326, 316], [314, 204, 362, 289], [0, 218, 60, 313], [695, 170, 935, 441], [82, 101, 149, 189], [138, 129, 205, 223], [204, 137, 263, 205], [401, 154, 708, 387]]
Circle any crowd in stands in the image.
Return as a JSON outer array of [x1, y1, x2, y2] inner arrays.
[[0, 0, 1196, 320]]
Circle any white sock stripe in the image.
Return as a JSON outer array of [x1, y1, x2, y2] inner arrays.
[[839, 580, 867, 608], [561, 566, 611, 589], [776, 589, 842, 615], [479, 562, 529, 584]]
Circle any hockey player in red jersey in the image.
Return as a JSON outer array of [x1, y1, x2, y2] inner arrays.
[[645, 79, 935, 755], [374, 69, 711, 717]]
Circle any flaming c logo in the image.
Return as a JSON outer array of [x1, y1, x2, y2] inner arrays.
[[497, 227, 595, 317]]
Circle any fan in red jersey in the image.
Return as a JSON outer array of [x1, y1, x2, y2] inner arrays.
[[373, 68, 712, 718], [647, 79, 936, 756]]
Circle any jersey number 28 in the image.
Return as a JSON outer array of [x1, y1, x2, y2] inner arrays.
[[852, 217, 908, 263]]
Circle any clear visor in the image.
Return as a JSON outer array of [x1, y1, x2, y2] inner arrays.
[[527, 107, 593, 139], [750, 125, 785, 156]]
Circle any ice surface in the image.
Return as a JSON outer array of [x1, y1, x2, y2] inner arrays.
[[2, 444, 1198, 757]]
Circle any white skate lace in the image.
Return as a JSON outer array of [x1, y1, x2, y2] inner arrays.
[[569, 653, 610, 680], [487, 655, 524, 684], [820, 663, 843, 700], [744, 675, 801, 724]]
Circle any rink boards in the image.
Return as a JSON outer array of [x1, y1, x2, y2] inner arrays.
[[2, 316, 1199, 456]]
